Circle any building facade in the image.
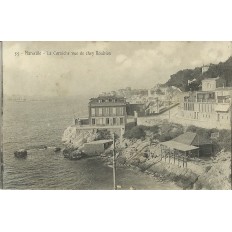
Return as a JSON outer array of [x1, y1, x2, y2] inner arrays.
[[179, 77, 231, 129], [88, 96, 127, 127]]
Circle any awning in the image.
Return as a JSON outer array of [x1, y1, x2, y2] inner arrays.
[[160, 141, 199, 152], [214, 104, 230, 112]]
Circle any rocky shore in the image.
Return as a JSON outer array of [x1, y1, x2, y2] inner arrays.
[[112, 138, 230, 190], [62, 126, 231, 190]]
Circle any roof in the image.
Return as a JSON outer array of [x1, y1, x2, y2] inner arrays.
[[89, 102, 127, 107], [202, 77, 220, 82], [90, 96, 125, 100], [89, 95, 126, 106], [172, 132, 212, 146], [172, 132, 196, 145], [215, 87, 232, 91], [86, 139, 113, 145], [160, 141, 199, 152], [214, 104, 230, 112]]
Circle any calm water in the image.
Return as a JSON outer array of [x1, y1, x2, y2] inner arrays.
[[3, 97, 179, 190]]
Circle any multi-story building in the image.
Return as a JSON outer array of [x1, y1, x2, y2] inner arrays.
[[179, 77, 231, 129], [88, 96, 127, 127]]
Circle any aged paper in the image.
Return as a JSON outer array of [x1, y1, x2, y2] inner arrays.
[[1, 41, 232, 190]]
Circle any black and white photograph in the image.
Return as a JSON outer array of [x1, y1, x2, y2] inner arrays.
[[1, 41, 232, 190]]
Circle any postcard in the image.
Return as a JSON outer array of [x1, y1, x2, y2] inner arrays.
[[0, 41, 231, 190]]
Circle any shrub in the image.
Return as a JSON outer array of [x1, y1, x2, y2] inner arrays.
[[123, 126, 146, 139], [150, 125, 159, 134], [95, 129, 112, 140], [125, 122, 137, 131], [187, 125, 231, 153]]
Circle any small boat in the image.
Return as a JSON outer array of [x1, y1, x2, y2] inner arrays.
[[54, 147, 61, 152], [14, 149, 27, 158]]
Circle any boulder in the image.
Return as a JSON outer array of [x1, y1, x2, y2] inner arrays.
[[63, 147, 85, 160], [69, 150, 85, 160], [14, 149, 27, 158], [54, 147, 61, 152]]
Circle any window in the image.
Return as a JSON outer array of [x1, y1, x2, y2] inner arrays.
[[113, 118, 116, 125], [105, 107, 110, 116], [91, 108, 95, 116], [119, 107, 124, 115], [106, 118, 109, 125], [120, 118, 124, 125], [99, 108, 103, 116], [92, 119, 95, 125], [112, 107, 116, 115]]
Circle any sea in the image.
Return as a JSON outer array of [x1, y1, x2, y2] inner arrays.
[[3, 97, 179, 190]]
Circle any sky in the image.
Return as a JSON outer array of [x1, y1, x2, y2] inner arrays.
[[3, 41, 232, 97]]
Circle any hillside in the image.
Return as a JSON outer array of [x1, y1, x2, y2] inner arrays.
[[165, 56, 232, 91]]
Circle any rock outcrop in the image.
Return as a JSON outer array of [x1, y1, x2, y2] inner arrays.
[[193, 151, 231, 190], [62, 126, 100, 148], [114, 138, 230, 190], [14, 149, 27, 158]]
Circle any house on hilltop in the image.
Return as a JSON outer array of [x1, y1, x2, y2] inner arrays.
[[179, 77, 231, 129]]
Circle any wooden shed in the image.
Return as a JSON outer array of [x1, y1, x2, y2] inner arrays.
[[172, 132, 213, 156]]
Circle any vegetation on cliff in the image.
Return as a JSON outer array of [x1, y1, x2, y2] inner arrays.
[[165, 56, 232, 91], [124, 121, 184, 142], [119, 120, 231, 189]]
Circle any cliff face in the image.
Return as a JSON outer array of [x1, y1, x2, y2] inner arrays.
[[62, 126, 112, 148], [62, 126, 99, 148]]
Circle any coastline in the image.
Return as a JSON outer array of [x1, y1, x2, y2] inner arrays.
[[62, 125, 231, 190]]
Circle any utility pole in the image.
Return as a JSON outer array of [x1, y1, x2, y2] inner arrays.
[[0, 41, 3, 190], [230, 92, 232, 190], [230, 41, 232, 190], [112, 133, 117, 190]]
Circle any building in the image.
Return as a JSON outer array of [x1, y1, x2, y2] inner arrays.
[[179, 77, 231, 129], [126, 103, 146, 116], [202, 64, 210, 74], [202, 77, 226, 92], [88, 96, 127, 127], [172, 132, 213, 156], [82, 139, 113, 156], [161, 132, 213, 158]]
